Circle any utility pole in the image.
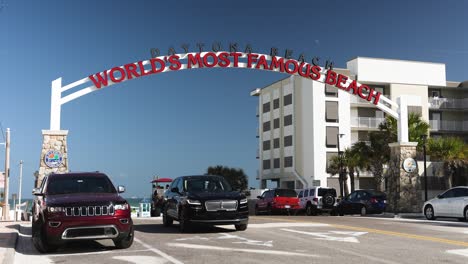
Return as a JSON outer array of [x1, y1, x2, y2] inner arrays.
[[2, 128, 10, 220], [19, 160, 23, 208]]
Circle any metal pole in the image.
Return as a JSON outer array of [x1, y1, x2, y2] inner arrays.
[[423, 142, 428, 202], [2, 128, 10, 220], [19, 160, 23, 208], [337, 134, 344, 198]]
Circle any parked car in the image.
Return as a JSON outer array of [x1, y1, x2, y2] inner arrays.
[[336, 189, 387, 216], [297, 187, 337, 215], [32, 172, 133, 253], [423, 186, 468, 221], [162, 175, 249, 232], [255, 189, 300, 215]]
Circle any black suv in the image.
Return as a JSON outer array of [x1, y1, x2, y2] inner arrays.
[[162, 175, 249, 232]]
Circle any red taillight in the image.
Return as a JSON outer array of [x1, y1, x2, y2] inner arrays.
[[370, 198, 378, 203]]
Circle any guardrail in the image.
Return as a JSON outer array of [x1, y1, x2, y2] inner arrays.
[[428, 97, 468, 109]]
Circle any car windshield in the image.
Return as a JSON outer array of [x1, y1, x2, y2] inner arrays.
[[318, 188, 336, 197], [275, 189, 297, 197], [184, 176, 232, 193], [46, 176, 116, 195], [367, 190, 386, 198]]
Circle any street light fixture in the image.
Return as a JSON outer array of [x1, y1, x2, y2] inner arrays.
[[337, 133, 345, 198], [421, 134, 428, 202]]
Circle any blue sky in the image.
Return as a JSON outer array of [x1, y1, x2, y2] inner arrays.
[[0, 0, 467, 198]]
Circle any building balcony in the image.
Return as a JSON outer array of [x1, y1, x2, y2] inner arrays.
[[428, 97, 468, 110], [430, 120, 468, 132], [351, 117, 386, 129]]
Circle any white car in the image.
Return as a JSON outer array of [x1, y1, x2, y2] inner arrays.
[[423, 186, 468, 221]]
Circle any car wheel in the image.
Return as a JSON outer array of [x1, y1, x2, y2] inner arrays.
[[360, 206, 367, 216], [179, 208, 190, 233], [235, 224, 248, 231], [162, 208, 173, 227], [424, 205, 436, 220], [32, 220, 58, 253], [464, 207, 468, 221], [113, 226, 134, 249], [266, 205, 272, 215], [306, 204, 313, 216]]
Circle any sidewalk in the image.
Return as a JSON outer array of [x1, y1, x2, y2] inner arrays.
[[0, 221, 27, 264]]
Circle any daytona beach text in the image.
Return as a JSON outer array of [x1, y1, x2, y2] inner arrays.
[[88, 52, 381, 105]]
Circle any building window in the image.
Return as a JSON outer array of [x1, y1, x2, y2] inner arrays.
[[273, 98, 280, 109], [263, 121, 271, 132], [325, 84, 338, 97], [284, 94, 292, 106], [284, 115, 293, 126], [263, 140, 270, 151], [263, 102, 270, 113], [325, 101, 339, 122], [273, 158, 280, 169], [273, 118, 280, 129], [326, 152, 338, 173], [284, 135, 293, 147], [326, 126, 339, 147], [284, 156, 293, 167], [273, 138, 280, 148], [263, 159, 271, 170]]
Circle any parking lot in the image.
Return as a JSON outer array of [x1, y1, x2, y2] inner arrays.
[[11, 215, 468, 263]]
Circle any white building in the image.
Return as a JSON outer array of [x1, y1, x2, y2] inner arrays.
[[252, 57, 468, 190]]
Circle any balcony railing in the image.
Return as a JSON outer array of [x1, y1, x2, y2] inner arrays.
[[430, 120, 468, 132], [429, 97, 468, 109], [351, 117, 386, 129], [350, 94, 390, 106]]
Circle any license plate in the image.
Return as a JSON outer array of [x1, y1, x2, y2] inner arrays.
[[285, 205, 291, 209]]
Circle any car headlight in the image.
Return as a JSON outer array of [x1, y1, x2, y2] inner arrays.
[[240, 198, 248, 204], [48, 207, 64, 213], [186, 199, 201, 205], [115, 203, 129, 210]]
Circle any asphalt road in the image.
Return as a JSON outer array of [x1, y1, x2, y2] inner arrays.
[[12, 215, 468, 264]]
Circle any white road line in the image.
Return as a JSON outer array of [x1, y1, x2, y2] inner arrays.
[[134, 238, 184, 264], [45, 249, 151, 257], [247, 222, 329, 228], [166, 243, 322, 257], [113, 255, 169, 263], [281, 228, 364, 243], [447, 248, 468, 258]]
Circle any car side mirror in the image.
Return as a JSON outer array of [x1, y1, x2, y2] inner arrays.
[[32, 188, 43, 196], [257, 196, 263, 199], [437, 194, 442, 199], [117, 185, 125, 193], [171, 187, 180, 194]]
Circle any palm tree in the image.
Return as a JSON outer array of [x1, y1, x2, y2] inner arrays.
[[427, 137, 468, 187], [327, 155, 349, 197], [379, 112, 430, 150], [345, 145, 371, 192]]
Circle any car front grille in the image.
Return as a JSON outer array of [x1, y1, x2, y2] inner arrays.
[[65, 205, 114, 216], [205, 200, 238, 212]]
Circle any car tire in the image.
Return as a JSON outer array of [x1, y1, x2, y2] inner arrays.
[[424, 205, 436, 220], [254, 205, 260, 215], [32, 220, 58, 253], [179, 208, 190, 233], [113, 226, 134, 249], [235, 224, 248, 231], [306, 204, 313, 216], [266, 205, 272, 215], [464, 207, 468, 222], [360, 206, 367, 216], [162, 208, 173, 227]]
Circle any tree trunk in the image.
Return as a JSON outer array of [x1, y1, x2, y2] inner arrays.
[[349, 168, 355, 192], [338, 173, 344, 198]]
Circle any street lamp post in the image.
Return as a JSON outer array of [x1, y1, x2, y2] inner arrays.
[[337, 133, 345, 198], [421, 134, 428, 202]]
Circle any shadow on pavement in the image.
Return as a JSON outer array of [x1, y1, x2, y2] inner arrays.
[[134, 223, 236, 234]]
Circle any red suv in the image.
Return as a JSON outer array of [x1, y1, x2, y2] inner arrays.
[[255, 189, 300, 215], [32, 172, 134, 253]]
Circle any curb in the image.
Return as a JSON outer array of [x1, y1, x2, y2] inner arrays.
[[0, 224, 19, 264]]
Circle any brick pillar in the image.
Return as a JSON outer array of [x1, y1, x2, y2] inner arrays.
[[387, 142, 422, 213], [36, 130, 69, 188]]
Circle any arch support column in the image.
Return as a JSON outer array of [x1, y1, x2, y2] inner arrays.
[[36, 130, 69, 188]]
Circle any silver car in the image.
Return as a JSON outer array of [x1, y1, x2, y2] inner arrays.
[[422, 186, 468, 221]]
